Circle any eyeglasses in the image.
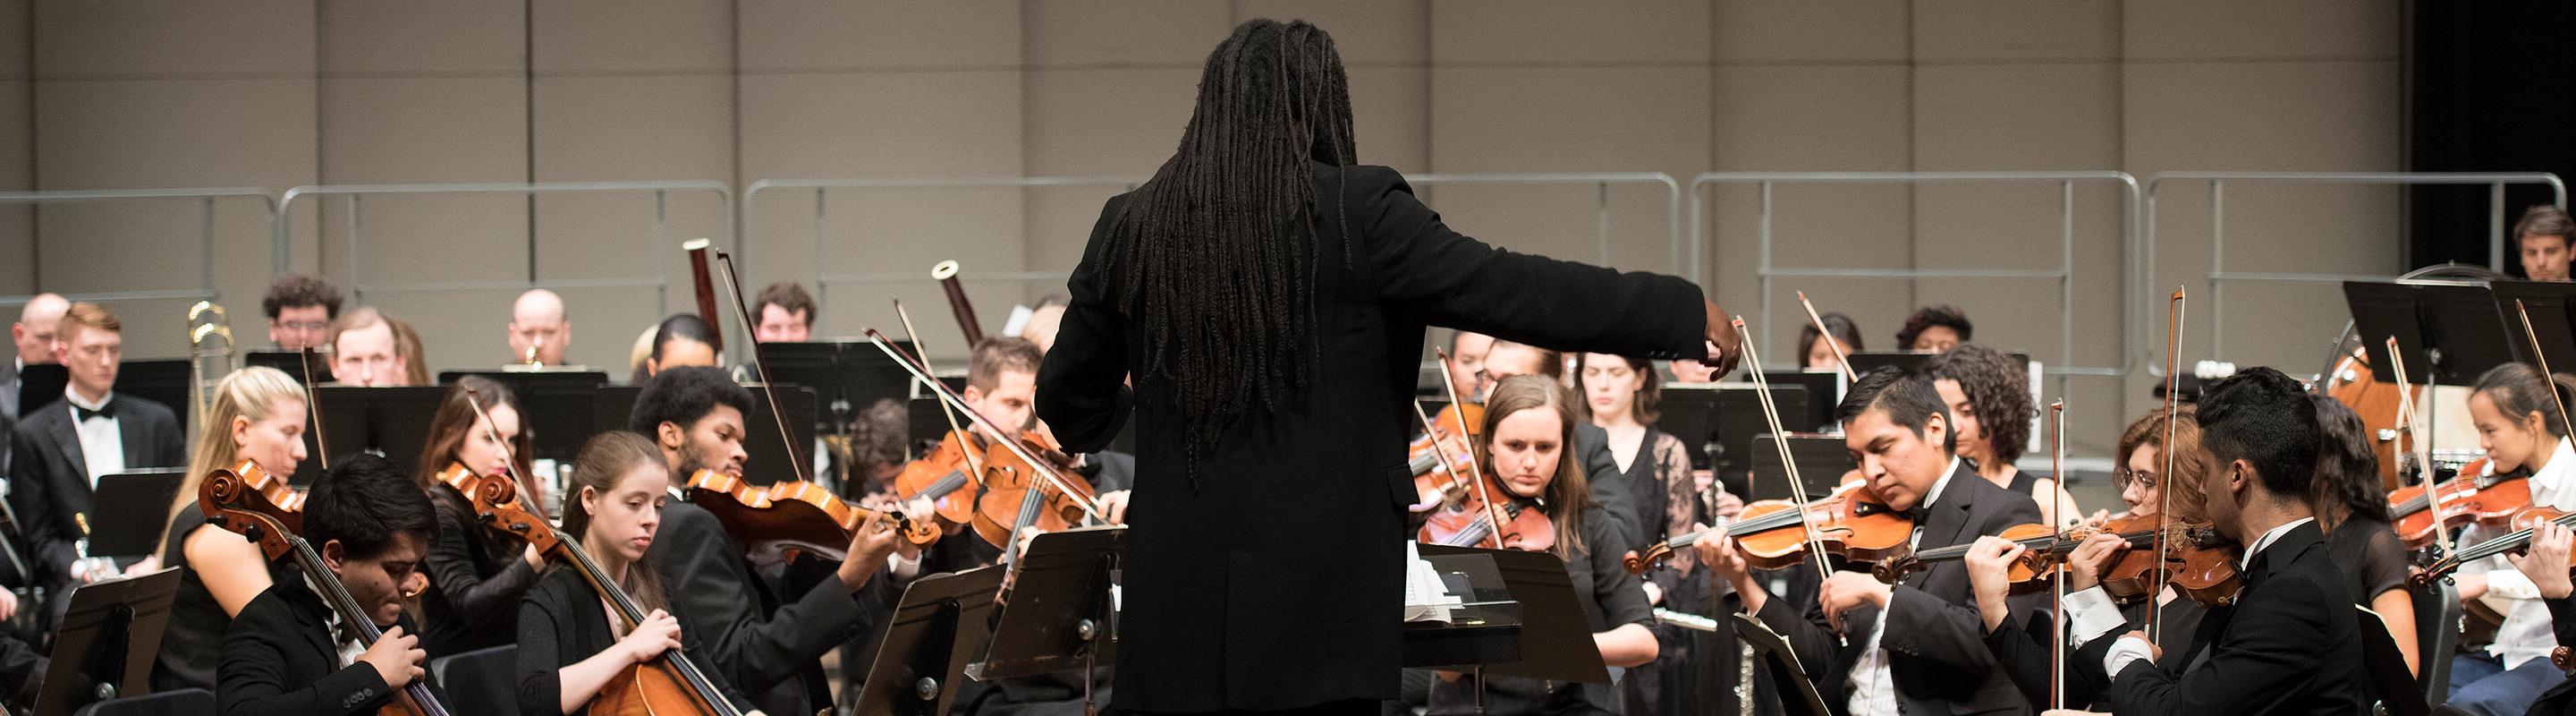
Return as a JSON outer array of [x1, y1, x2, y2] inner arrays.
[[273, 320, 328, 332], [2114, 468, 2159, 490]]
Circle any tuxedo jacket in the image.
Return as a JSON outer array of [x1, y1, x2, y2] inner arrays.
[[1752, 460, 2044, 716], [2099, 521, 2368, 716], [218, 579, 439, 716], [7, 393, 183, 582]]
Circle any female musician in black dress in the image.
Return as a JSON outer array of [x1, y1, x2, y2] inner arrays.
[[1033, 19, 1734, 714], [1574, 353, 1702, 712], [514, 430, 757, 715], [151, 366, 308, 692], [1925, 344, 2080, 526], [2309, 395, 2419, 676], [415, 376, 545, 658], [1425, 375, 1657, 714]]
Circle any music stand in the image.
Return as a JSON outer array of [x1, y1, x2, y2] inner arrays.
[[1405, 551, 1522, 669], [35, 567, 182, 715], [1844, 352, 1931, 377], [294, 386, 446, 487], [13, 363, 62, 418], [1749, 435, 1856, 501], [1415, 544, 1610, 684], [1734, 613, 1833, 716], [82, 471, 188, 559], [854, 566, 1004, 716], [242, 350, 334, 386], [2489, 280, 2576, 368], [12, 361, 191, 434], [758, 341, 918, 421], [741, 384, 819, 484], [1760, 371, 1843, 430], [1660, 385, 1809, 476], [2344, 281, 2517, 387], [970, 526, 1124, 686]]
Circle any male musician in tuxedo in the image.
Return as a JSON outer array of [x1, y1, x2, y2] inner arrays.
[[751, 282, 814, 344], [508, 288, 571, 365], [329, 307, 411, 388], [631, 366, 905, 716], [1, 294, 67, 479], [2518, 204, 2574, 283], [1700, 367, 2042, 715], [263, 275, 342, 351], [7, 303, 184, 590], [2087, 368, 2368, 715], [217, 454, 436, 716]]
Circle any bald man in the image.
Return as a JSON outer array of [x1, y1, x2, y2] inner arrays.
[[508, 289, 571, 366], [5, 294, 69, 419]]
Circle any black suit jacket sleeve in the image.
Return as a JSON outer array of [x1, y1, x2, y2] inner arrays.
[[1355, 166, 1705, 361], [1880, 495, 2044, 673], [2548, 594, 2576, 648], [648, 504, 862, 697], [1982, 604, 2118, 709], [425, 498, 538, 632], [2103, 569, 2340, 716], [7, 422, 72, 582], [217, 589, 394, 716], [1036, 195, 1136, 455]]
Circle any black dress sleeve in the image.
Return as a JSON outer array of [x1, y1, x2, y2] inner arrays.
[[1583, 508, 1655, 632], [1035, 195, 1136, 455], [515, 573, 571, 716], [1353, 166, 1705, 361], [2353, 523, 2411, 606], [426, 495, 539, 633]]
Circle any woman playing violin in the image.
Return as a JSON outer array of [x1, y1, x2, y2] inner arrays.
[[1421, 375, 1658, 714], [2311, 396, 2419, 675], [151, 366, 309, 693], [2451, 362, 2576, 715], [1574, 353, 1721, 714], [414, 376, 547, 659], [515, 431, 760, 716]]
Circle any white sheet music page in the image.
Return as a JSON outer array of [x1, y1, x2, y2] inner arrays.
[[1402, 541, 1462, 624]]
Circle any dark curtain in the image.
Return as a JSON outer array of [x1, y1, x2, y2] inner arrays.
[[2408, 1, 2576, 272]]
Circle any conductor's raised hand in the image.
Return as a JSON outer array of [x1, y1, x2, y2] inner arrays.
[[1703, 300, 1743, 377]]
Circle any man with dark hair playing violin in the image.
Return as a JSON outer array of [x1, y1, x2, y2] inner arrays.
[[217, 453, 438, 716], [630, 366, 910, 716], [1698, 367, 2042, 716]]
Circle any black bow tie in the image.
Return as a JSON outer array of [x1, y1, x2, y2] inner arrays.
[[73, 401, 113, 422]]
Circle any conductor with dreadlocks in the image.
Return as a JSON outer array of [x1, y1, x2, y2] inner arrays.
[[1036, 19, 1741, 715]]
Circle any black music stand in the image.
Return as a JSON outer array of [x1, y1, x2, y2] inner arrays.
[[2490, 279, 2576, 368], [292, 386, 445, 487], [2345, 281, 2517, 387], [242, 350, 335, 386], [1844, 352, 1931, 377], [82, 470, 188, 559], [1749, 435, 1857, 501], [13, 360, 191, 437], [1404, 551, 1522, 669], [969, 526, 1124, 693], [854, 566, 1005, 716], [11, 363, 60, 419], [1735, 613, 1833, 716], [1415, 544, 1610, 685], [35, 567, 182, 715], [1761, 371, 1843, 430], [1660, 385, 1809, 478], [759, 340, 918, 421]]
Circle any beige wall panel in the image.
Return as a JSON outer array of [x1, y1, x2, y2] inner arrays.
[[1707, 64, 1912, 335], [788, 187, 1027, 361], [1710, 1, 1908, 64], [533, 0, 732, 74], [1911, 0, 2117, 62], [1428, 0, 1709, 64], [1349, 65, 1430, 174], [316, 77, 527, 310], [530, 74, 734, 323], [740, 71, 1023, 178], [318, 0, 522, 75], [1233, 0, 1428, 65], [1914, 64, 2120, 170], [34, 0, 313, 76], [1021, 185, 1134, 296], [739, 0, 1021, 72], [1711, 65, 1911, 171], [2123, 62, 2399, 175], [1024, 0, 1233, 69], [36, 79, 315, 188], [1023, 68, 1198, 176], [2125, 0, 2400, 61], [0, 0, 28, 72]]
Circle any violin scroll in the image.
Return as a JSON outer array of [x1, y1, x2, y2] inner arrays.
[[199, 460, 302, 561]]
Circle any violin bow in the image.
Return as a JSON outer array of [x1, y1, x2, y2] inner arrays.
[[1411, 401, 1468, 504], [2047, 399, 2066, 712], [1794, 291, 1858, 383], [2514, 301, 2576, 453], [1432, 348, 1509, 550], [297, 346, 330, 470], [2150, 288, 2182, 646], [2385, 337, 2453, 556], [894, 301, 993, 490], [692, 240, 810, 484], [1734, 317, 1838, 583], [460, 386, 535, 513], [863, 330, 1105, 523]]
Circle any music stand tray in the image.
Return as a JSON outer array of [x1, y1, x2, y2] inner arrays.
[[1405, 551, 1523, 669], [854, 566, 1004, 716], [970, 525, 1125, 682], [37, 567, 182, 715], [83, 470, 188, 559], [1415, 544, 1610, 684]]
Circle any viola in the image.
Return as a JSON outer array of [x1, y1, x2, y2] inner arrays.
[[685, 470, 936, 566], [200, 461, 452, 716], [2093, 514, 2241, 607], [1624, 479, 1912, 575], [1418, 468, 1555, 552], [967, 430, 1097, 551], [891, 430, 992, 532], [2416, 505, 2576, 587], [2389, 457, 2529, 548], [462, 465, 743, 716], [1407, 403, 1479, 511]]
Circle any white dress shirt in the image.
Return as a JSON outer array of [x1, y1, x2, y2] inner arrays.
[[1848, 456, 1961, 716], [2467, 439, 2576, 669], [64, 388, 123, 486], [2101, 516, 2315, 677]]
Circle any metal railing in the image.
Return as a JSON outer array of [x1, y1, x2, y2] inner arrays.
[[2144, 171, 2568, 362], [275, 181, 735, 313], [0, 187, 279, 307], [744, 172, 1686, 336], [1686, 171, 2143, 392]]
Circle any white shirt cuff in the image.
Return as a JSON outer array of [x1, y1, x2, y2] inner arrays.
[[2491, 568, 2544, 601], [887, 550, 922, 581], [2063, 586, 2127, 644], [2103, 634, 2153, 678]]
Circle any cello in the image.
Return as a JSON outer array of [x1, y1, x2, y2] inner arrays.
[[199, 461, 453, 716]]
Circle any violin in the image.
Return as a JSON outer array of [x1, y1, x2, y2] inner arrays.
[[2389, 457, 2527, 548], [1626, 479, 1911, 575], [462, 462, 744, 716], [2094, 514, 2240, 607], [200, 461, 453, 716], [1407, 402, 1479, 511], [684, 469, 936, 566], [1870, 513, 2241, 606], [891, 430, 995, 531], [968, 430, 1097, 551], [2416, 505, 2576, 587], [1417, 467, 1555, 552]]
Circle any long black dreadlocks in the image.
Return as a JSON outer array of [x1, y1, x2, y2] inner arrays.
[[1097, 19, 1357, 475]]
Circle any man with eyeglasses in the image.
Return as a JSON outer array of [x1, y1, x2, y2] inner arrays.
[[263, 275, 343, 352]]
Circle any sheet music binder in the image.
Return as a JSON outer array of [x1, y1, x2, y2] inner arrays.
[[35, 567, 182, 716], [852, 565, 1004, 716]]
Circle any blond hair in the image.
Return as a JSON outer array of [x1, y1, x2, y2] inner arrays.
[[162, 366, 305, 558]]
